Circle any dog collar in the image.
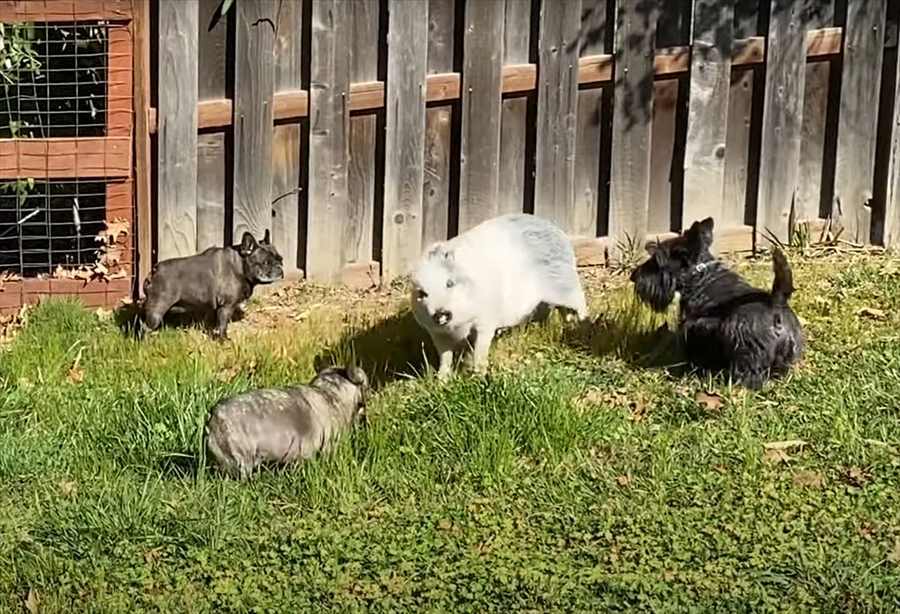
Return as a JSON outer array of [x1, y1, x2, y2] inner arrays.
[[693, 262, 710, 274]]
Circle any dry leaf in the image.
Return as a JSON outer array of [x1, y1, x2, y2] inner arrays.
[[144, 546, 164, 565], [615, 475, 631, 487], [859, 522, 876, 541], [888, 539, 900, 565], [843, 466, 871, 488], [857, 307, 887, 321], [59, 480, 77, 497], [437, 519, 452, 531], [24, 588, 39, 614], [695, 391, 724, 412], [67, 349, 84, 384], [95, 219, 129, 244], [763, 448, 791, 464], [792, 470, 824, 488], [764, 440, 807, 452]]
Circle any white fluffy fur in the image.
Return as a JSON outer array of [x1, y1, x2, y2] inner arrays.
[[411, 213, 587, 378]]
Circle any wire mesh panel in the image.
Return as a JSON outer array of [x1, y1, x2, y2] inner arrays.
[[0, 1, 136, 311]]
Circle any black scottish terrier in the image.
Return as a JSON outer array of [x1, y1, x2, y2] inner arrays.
[[629, 217, 804, 389]]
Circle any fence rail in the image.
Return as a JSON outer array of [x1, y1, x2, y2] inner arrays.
[[140, 0, 899, 288]]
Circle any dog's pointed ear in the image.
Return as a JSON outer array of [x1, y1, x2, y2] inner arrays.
[[239, 232, 258, 256], [686, 217, 715, 251], [262, 229, 271, 245]]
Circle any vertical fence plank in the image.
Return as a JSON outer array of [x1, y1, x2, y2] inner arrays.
[[346, 0, 379, 267], [271, 0, 303, 274], [382, 0, 428, 281], [609, 0, 658, 257], [308, 0, 351, 282], [196, 0, 229, 251], [683, 0, 733, 228], [648, 79, 678, 233], [422, 0, 455, 246], [133, 0, 152, 286], [795, 2, 833, 226], [573, 0, 606, 237], [756, 0, 806, 242], [157, 0, 199, 260], [833, 1, 888, 243], [233, 0, 277, 242], [722, 3, 760, 228], [886, 49, 900, 246], [498, 0, 532, 218], [459, 0, 505, 232], [534, 0, 580, 233]]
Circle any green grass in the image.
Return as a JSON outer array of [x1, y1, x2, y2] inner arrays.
[[2, 253, 900, 612]]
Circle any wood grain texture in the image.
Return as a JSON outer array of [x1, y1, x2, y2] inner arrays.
[[682, 0, 733, 228], [157, 0, 199, 260], [572, 0, 606, 237], [271, 124, 301, 269], [534, 0, 581, 233], [197, 132, 226, 250], [832, 0, 888, 243], [648, 79, 678, 234], [422, 0, 455, 245], [608, 0, 657, 259], [346, 0, 380, 266], [459, 0, 505, 232], [382, 0, 428, 281], [308, 0, 351, 282], [722, 68, 753, 227], [797, 59, 830, 223], [133, 0, 153, 287], [756, 0, 806, 242], [198, 0, 228, 100], [498, 0, 532, 217], [885, 49, 900, 246], [271, 0, 303, 273], [233, 0, 277, 242]]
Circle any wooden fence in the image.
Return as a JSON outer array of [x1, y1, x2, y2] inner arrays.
[[144, 0, 900, 290]]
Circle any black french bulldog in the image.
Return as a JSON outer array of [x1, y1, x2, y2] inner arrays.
[[141, 230, 284, 339]]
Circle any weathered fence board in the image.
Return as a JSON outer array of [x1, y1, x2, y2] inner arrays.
[[757, 0, 806, 242], [534, 0, 581, 233], [796, 2, 833, 225], [307, 0, 351, 282], [421, 0, 455, 247], [609, 0, 658, 258], [346, 0, 379, 267], [233, 0, 277, 242], [157, 0, 199, 260], [573, 0, 606, 237], [195, 0, 228, 251], [648, 79, 678, 234], [683, 0, 733, 228], [886, 50, 900, 247], [723, 68, 754, 227], [833, 1, 888, 243], [459, 0, 505, 232], [497, 0, 531, 218], [382, 0, 428, 281]]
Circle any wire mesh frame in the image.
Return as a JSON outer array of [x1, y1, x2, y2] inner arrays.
[[0, 1, 135, 311]]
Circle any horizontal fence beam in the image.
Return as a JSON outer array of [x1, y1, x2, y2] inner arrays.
[[0, 0, 132, 22], [0, 137, 132, 179], [147, 26, 843, 134]]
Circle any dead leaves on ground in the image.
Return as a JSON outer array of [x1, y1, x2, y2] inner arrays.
[[762, 440, 807, 465], [694, 390, 724, 412], [857, 306, 888, 321]]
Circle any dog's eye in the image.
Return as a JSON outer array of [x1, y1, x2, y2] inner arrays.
[[416, 289, 427, 300], [446, 279, 455, 289]]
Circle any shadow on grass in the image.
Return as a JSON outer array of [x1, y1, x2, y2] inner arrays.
[[113, 301, 246, 339], [158, 452, 202, 480], [314, 310, 435, 389]]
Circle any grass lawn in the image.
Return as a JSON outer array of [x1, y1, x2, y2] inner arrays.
[[2, 250, 900, 612]]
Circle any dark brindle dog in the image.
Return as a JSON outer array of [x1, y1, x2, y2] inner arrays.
[[629, 217, 804, 389]]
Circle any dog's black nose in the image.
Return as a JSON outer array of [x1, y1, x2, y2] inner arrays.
[[433, 309, 452, 325]]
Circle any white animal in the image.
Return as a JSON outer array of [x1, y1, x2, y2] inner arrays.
[[411, 213, 588, 378]]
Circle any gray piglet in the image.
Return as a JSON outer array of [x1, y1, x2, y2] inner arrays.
[[205, 366, 369, 480], [141, 230, 284, 339]]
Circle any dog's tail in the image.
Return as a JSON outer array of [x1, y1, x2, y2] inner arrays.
[[771, 248, 795, 305]]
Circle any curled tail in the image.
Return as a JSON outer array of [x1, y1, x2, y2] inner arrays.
[[771, 248, 795, 305]]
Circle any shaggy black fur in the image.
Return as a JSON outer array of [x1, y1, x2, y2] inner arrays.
[[629, 217, 805, 389]]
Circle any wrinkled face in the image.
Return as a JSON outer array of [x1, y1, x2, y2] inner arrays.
[[411, 245, 462, 329], [240, 230, 284, 284], [630, 217, 715, 312], [315, 366, 369, 422]]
